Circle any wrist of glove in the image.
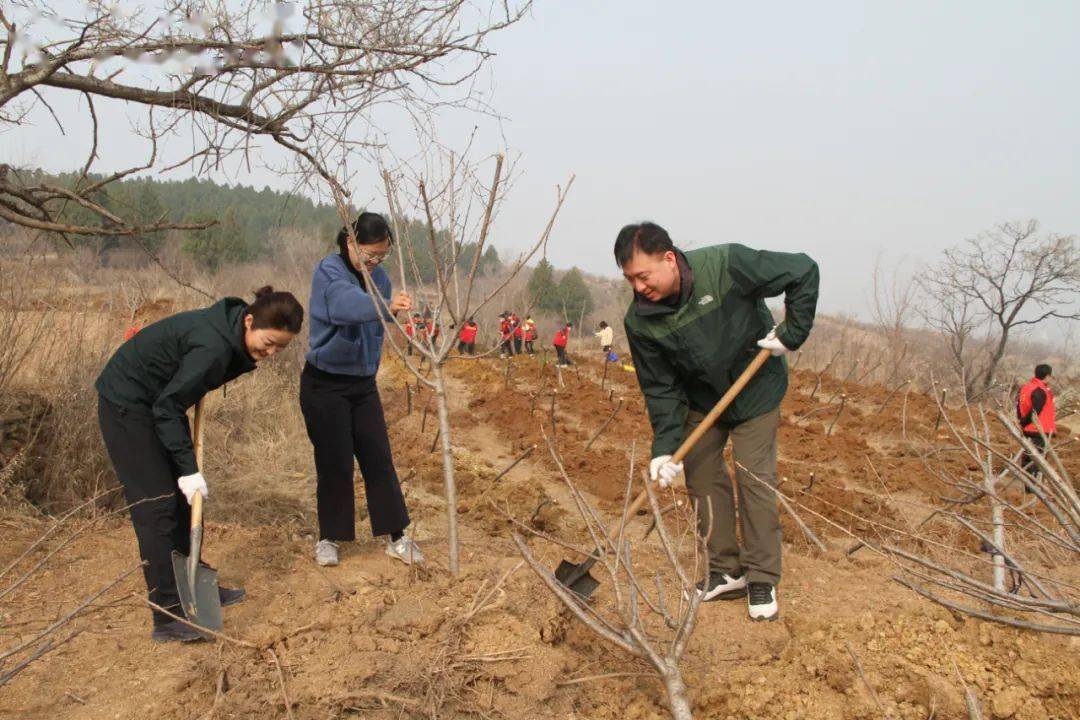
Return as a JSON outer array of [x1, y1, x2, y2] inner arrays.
[[178, 473, 208, 505], [756, 325, 790, 357], [649, 455, 684, 488]]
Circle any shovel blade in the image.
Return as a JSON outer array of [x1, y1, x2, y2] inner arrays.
[[554, 560, 600, 600], [171, 550, 222, 637]]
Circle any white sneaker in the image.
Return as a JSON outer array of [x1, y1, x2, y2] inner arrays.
[[315, 540, 339, 567], [748, 582, 778, 621], [386, 536, 424, 565], [696, 572, 748, 601]]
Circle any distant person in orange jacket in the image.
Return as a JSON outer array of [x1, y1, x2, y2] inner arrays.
[[523, 316, 537, 355], [498, 312, 514, 358], [1017, 364, 1055, 480], [458, 318, 478, 355], [553, 322, 573, 366]]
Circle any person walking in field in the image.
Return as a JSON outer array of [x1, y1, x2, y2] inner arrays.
[[404, 312, 422, 355], [458, 317, 478, 355], [523, 315, 537, 355], [553, 322, 573, 366], [595, 320, 614, 357], [1017, 364, 1055, 479], [498, 312, 514, 358], [301, 212, 423, 570], [96, 287, 304, 642], [617, 221, 818, 621], [511, 312, 524, 355]]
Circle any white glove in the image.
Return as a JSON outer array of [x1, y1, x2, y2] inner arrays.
[[649, 455, 684, 488], [178, 473, 208, 505], [756, 325, 789, 357]]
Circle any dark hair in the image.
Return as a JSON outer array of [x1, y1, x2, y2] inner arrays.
[[598, 320, 608, 329], [247, 286, 304, 333], [1035, 364, 1052, 380], [614, 222, 675, 267], [336, 211, 394, 254], [565, 321, 573, 328]]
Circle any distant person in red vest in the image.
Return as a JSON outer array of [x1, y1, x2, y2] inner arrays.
[[498, 312, 514, 358], [1017, 364, 1055, 480], [511, 313, 524, 355], [404, 313, 422, 355], [553, 322, 573, 366], [458, 317, 478, 355]]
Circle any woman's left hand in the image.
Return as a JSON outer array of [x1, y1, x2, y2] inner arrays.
[[390, 291, 412, 314]]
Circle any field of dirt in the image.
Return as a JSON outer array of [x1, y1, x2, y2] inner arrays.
[[1, 336, 1078, 720]]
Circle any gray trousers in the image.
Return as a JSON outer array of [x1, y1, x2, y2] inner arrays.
[[682, 407, 781, 585]]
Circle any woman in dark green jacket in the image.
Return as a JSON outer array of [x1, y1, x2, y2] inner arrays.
[[96, 286, 303, 642]]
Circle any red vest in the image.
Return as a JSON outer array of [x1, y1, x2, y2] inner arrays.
[[1017, 378, 1055, 434], [553, 328, 569, 348], [459, 324, 477, 343]]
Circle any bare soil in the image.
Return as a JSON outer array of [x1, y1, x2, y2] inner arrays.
[[1, 348, 1077, 720]]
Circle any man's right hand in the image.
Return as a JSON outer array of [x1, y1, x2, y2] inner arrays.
[[649, 455, 683, 488], [178, 473, 208, 505], [390, 291, 412, 314]]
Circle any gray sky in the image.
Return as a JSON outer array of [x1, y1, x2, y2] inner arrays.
[[8, 1, 1080, 330]]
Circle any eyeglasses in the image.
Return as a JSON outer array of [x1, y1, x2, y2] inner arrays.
[[355, 245, 389, 265]]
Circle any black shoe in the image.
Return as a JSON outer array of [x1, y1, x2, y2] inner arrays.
[[695, 572, 748, 601], [219, 586, 246, 607], [748, 582, 779, 621], [151, 619, 207, 643]]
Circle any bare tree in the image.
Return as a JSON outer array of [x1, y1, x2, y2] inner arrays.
[[919, 220, 1080, 398], [0, 1, 528, 260], [871, 255, 916, 385], [330, 151, 573, 576], [882, 384, 1080, 635], [512, 435, 706, 720]]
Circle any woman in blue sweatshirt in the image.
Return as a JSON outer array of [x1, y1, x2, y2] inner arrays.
[[301, 212, 421, 567]]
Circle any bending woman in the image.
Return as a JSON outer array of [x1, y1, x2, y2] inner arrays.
[[96, 287, 304, 643], [301, 212, 421, 568]]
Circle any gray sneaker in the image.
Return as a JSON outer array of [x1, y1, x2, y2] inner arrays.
[[315, 540, 339, 567], [386, 536, 424, 565]]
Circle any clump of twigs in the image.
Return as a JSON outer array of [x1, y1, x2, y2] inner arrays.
[[512, 433, 707, 720]]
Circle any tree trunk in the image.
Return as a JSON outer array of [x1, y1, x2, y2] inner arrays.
[[981, 328, 1010, 393], [432, 364, 460, 575], [662, 669, 694, 720]]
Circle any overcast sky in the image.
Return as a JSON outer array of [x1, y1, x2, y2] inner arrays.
[[7, 1, 1080, 330]]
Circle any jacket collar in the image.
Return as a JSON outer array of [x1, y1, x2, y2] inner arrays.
[[633, 248, 693, 317]]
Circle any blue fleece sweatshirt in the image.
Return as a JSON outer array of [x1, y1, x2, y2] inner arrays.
[[306, 254, 393, 376]]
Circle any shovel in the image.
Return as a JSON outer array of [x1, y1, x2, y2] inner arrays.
[[171, 398, 223, 636], [555, 348, 773, 599]]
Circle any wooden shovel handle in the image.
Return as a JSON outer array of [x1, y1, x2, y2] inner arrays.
[[190, 398, 205, 530], [193, 397, 205, 472], [622, 348, 773, 523]]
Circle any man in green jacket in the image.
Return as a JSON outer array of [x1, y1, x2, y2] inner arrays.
[[617, 222, 818, 621]]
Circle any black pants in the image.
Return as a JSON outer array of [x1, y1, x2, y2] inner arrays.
[[524, 340, 535, 354], [299, 363, 410, 541], [98, 396, 191, 627], [1020, 432, 1047, 481], [555, 346, 570, 365], [458, 340, 476, 355], [501, 339, 513, 356], [513, 337, 523, 354]]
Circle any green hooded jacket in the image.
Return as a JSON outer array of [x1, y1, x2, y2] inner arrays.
[[623, 244, 819, 457], [95, 298, 257, 476]]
